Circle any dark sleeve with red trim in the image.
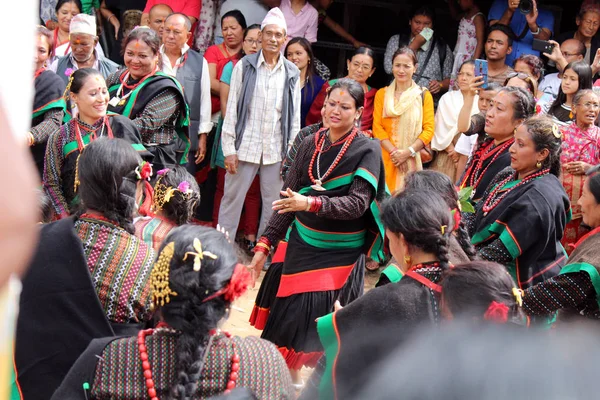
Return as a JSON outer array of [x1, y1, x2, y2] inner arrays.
[[316, 178, 374, 220], [43, 126, 69, 216], [477, 237, 513, 265], [262, 136, 313, 245], [523, 272, 595, 316], [31, 109, 64, 144]]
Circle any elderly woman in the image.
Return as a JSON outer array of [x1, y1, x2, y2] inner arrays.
[[523, 164, 600, 323], [49, 13, 118, 84], [431, 60, 479, 181], [373, 47, 434, 193], [29, 26, 67, 176], [106, 27, 190, 172], [17, 138, 156, 399], [51, 0, 105, 60], [306, 46, 378, 132], [469, 116, 570, 289], [52, 225, 294, 399], [559, 89, 600, 247], [557, 1, 600, 67]]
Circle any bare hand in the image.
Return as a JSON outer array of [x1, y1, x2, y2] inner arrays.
[[272, 188, 308, 214], [566, 161, 592, 175], [334, 300, 343, 311], [467, 75, 485, 96], [224, 154, 239, 174], [412, 34, 427, 48], [508, 0, 519, 12], [429, 80, 442, 94], [447, 145, 459, 163], [249, 251, 267, 288], [46, 20, 58, 30], [195, 134, 207, 164], [392, 149, 411, 166], [525, 0, 539, 26]]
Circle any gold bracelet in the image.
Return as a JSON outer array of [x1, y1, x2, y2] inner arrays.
[[255, 242, 270, 250]]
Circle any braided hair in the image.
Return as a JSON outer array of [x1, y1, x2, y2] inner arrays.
[[154, 167, 200, 225], [381, 190, 452, 270], [404, 171, 476, 261], [441, 261, 525, 324], [76, 137, 141, 233], [159, 225, 239, 400], [496, 86, 536, 122]]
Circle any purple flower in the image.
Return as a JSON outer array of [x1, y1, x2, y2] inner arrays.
[[64, 68, 74, 77], [178, 181, 191, 193], [157, 168, 170, 176]]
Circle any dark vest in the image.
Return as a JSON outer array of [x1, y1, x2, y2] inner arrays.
[[175, 49, 204, 151], [55, 55, 119, 84]]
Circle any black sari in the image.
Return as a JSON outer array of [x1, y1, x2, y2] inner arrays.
[[470, 168, 570, 288]]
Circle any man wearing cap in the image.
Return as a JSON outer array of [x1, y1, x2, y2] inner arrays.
[[49, 14, 118, 84], [219, 7, 300, 241], [160, 12, 212, 172]]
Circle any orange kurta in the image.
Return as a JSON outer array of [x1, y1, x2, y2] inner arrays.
[[372, 86, 435, 193]]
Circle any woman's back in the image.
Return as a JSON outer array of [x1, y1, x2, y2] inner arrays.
[[56, 331, 294, 399]]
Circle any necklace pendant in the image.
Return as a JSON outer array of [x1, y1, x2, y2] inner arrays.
[[108, 97, 121, 107], [483, 211, 488, 217], [311, 180, 326, 191]]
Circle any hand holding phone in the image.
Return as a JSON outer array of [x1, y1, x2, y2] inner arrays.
[[474, 59, 488, 90], [532, 39, 555, 55]]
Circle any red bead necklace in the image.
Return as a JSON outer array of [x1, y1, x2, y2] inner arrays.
[[33, 67, 46, 81], [464, 138, 514, 190], [308, 128, 357, 190], [74, 116, 114, 152], [137, 328, 240, 399], [482, 168, 549, 216]]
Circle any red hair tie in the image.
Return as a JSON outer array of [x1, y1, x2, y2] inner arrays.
[[136, 161, 154, 216], [484, 301, 509, 323], [203, 264, 251, 303], [451, 208, 462, 232]]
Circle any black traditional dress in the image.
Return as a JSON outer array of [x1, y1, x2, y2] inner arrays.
[[469, 167, 570, 289], [14, 216, 154, 400], [43, 115, 149, 216], [106, 69, 190, 171], [524, 226, 600, 322], [317, 262, 444, 400], [459, 136, 514, 202], [52, 331, 294, 399], [30, 68, 67, 175], [251, 128, 387, 370]]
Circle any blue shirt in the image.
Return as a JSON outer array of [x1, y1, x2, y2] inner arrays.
[[488, 0, 554, 66]]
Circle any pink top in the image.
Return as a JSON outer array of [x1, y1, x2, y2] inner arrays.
[[280, 0, 319, 43]]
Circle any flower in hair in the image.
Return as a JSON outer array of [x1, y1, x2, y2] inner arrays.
[[183, 238, 218, 272], [177, 181, 192, 194], [157, 168, 170, 176], [552, 124, 562, 139], [484, 301, 509, 323], [64, 68, 74, 77], [135, 161, 153, 181], [202, 264, 251, 303]]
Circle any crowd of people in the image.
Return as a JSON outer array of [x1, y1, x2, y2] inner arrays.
[[10, 0, 600, 398]]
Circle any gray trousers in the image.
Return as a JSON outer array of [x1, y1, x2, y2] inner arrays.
[[218, 161, 283, 240]]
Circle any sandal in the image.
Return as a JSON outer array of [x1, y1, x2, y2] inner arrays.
[[365, 258, 380, 272]]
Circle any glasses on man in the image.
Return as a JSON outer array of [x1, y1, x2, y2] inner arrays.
[[244, 39, 262, 46], [262, 31, 285, 40]]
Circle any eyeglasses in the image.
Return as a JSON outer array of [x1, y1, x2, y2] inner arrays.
[[562, 52, 581, 57], [579, 102, 600, 110], [244, 38, 262, 46], [262, 31, 285, 40], [506, 72, 530, 80]]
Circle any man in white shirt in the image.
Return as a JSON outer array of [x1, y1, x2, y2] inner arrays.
[[219, 7, 301, 240], [160, 13, 212, 171]]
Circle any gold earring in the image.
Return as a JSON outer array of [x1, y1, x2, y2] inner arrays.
[[404, 255, 411, 266], [536, 161, 542, 168]]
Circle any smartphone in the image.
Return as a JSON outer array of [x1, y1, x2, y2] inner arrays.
[[474, 59, 488, 90], [532, 39, 555, 54]]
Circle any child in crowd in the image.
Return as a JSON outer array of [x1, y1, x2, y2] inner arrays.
[[449, 0, 486, 89]]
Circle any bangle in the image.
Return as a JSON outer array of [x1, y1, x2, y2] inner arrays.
[[305, 196, 313, 211], [28, 133, 35, 146], [530, 26, 541, 35], [257, 237, 272, 248], [408, 146, 417, 157], [310, 196, 322, 213]]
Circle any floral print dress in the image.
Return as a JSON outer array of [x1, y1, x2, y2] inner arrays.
[[451, 12, 485, 89]]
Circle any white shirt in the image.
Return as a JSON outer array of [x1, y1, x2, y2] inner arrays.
[[538, 72, 561, 99], [222, 52, 301, 165], [160, 44, 213, 134]]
